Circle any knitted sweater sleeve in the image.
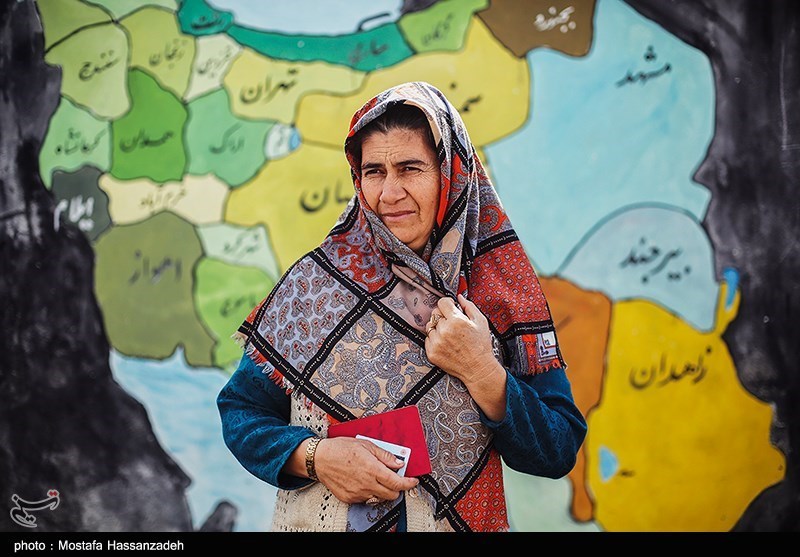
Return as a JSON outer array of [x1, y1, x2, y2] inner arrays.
[[480, 368, 587, 478], [217, 354, 315, 490]]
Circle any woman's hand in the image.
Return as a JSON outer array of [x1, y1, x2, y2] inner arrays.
[[310, 437, 419, 504], [424, 294, 508, 421]]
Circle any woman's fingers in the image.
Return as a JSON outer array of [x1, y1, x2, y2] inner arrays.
[[436, 296, 460, 318], [457, 293, 485, 324], [425, 294, 498, 384], [316, 437, 418, 504]]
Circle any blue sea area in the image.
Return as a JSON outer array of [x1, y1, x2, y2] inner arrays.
[[205, 0, 403, 34], [109, 349, 277, 532]]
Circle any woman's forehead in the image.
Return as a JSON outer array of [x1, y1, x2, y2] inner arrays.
[[360, 128, 437, 163]]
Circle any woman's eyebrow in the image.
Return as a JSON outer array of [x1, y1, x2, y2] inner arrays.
[[394, 158, 427, 166], [361, 158, 429, 171]]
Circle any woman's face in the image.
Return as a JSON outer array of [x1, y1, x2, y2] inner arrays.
[[360, 127, 440, 255]]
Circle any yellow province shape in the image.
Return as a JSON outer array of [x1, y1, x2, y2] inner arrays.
[[224, 49, 366, 124], [120, 7, 196, 99], [184, 34, 243, 101], [296, 16, 529, 148], [225, 143, 354, 271], [587, 283, 785, 531], [44, 23, 130, 120], [99, 173, 228, 226]]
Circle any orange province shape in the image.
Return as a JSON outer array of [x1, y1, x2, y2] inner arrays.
[[586, 282, 785, 531], [540, 276, 610, 523]]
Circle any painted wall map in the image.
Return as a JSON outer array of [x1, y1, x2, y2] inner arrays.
[[3, 0, 797, 532]]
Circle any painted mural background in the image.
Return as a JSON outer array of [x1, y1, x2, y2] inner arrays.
[[2, 0, 798, 532]]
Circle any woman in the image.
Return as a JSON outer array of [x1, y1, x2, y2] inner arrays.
[[217, 81, 587, 532]]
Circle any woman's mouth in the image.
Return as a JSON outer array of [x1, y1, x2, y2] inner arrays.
[[380, 210, 414, 223]]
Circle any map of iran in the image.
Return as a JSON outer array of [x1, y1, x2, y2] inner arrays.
[[31, 0, 789, 532]]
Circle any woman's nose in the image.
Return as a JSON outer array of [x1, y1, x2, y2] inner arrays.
[[380, 172, 406, 203]]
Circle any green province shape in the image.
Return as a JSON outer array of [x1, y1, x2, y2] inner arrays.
[[186, 89, 273, 187], [44, 22, 130, 120], [39, 96, 111, 189], [111, 69, 187, 182], [121, 6, 196, 99], [398, 0, 488, 53], [177, 0, 234, 36], [228, 22, 413, 72], [37, 0, 111, 51], [94, 211, 215, 367], [195, 258, 275, 371], [196, 223, 280, 281]]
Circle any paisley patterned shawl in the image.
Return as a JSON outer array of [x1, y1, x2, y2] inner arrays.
[[234, 81, 565, 532]]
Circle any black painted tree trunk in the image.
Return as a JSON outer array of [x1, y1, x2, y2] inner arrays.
[[0, 0, 209, 532], [624, 0, 800, 531]]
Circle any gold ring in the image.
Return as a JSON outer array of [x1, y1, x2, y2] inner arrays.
[[429, 313, 441, 328], [365, 496, 380, 505]]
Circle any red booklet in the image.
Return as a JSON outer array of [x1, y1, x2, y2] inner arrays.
[[327, 405, 432, 477]]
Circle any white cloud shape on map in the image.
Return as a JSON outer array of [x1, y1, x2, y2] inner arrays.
[[558, 204, 720, 331]]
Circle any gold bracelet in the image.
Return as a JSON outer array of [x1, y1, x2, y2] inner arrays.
[[305, 437, 322, 481]]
